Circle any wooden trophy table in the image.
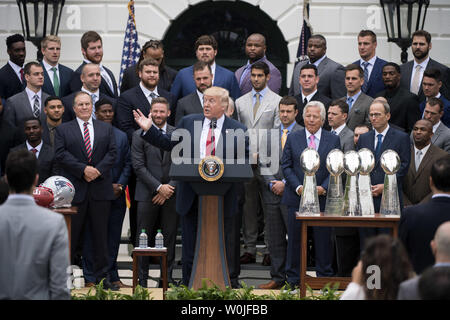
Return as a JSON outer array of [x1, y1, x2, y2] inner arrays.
[[53, 206, 77, 256], [296, 213, 400, 297]]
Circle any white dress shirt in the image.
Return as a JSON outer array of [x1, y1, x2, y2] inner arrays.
[[139, 82, 159, 106], [359, 55, 377, 80], [332, 123, 346, 135], [196, 90, 204, 108], [25, 87, 43, 113], [301, 89, 318, 104], [410, 56, 430, 90], [432, 121, 441, 134], [42, 59, 60, 87], [8, 60, 23, 82], [199, 114, 224, 159], [26, 140, 43, 159], [374, 125, 390, 149]]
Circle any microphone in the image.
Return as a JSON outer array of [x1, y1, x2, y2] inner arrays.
[[210, 118, 217, 129]]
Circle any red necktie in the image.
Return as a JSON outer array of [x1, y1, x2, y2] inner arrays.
[[30, 148, 38, 157], [83, 122, 92, 163], [20, 68, 24, 83], [205, 127, 215, 156]]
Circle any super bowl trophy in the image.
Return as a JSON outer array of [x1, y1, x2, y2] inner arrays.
[[324, 149, 345, 215], [298, 148, 321, 216], [358, 148, 375, 216], [380, 149, 401, 216], [343, 151, 361, 216]]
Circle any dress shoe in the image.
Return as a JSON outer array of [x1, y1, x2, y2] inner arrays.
[[262, 254, 271, 266], [101, 279, 120, 291], [112, 280, 132, 288], [258, 280, 283, 290], [240, 252, 256, 264], [85, 282, 95, 288]]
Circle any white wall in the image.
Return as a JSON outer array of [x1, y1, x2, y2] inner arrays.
[[1, 0, 449, 88]]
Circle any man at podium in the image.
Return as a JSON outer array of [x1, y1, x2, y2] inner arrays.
[[133, 86, 249, 287]]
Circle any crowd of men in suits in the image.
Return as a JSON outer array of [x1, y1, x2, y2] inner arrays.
[[1, 27, 450, 296]]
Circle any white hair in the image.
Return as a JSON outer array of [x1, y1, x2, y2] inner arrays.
[[303, 101, 326, 122]]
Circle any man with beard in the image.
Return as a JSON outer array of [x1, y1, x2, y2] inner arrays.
[[419, 68, 450, 128], [70, 31, 118, 98], [42, 96, 65, 148], [235, 33, 281, 95], [175, 61, 212, 125], [0, 34, 26, 100], [400, 30, 450, 101], [375, 62, 421, 132]]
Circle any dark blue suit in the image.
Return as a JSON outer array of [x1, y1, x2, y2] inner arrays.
[[281, 129, 341, 282], [356, 126, 411, 247], [70, 62, 118, 98], [354, 57, 387, 98], [419, 95, 450, 128], [41, 63, 74, 98], [170, 64, 241, 103], [0, 63, 25, 100], [141, 113, 248, 285]]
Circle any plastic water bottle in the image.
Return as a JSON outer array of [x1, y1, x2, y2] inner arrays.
[[139, 229, 148, 248], [155, 229, 164, 248]]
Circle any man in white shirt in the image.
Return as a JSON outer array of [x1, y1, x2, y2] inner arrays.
[[0, 34, 26, 100]]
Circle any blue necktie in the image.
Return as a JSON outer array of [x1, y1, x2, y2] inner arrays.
[[375, 133, 383, 158], [362, 61, 369, 93], [347, 97, 354, 110]]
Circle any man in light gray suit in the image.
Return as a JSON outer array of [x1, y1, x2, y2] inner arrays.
[[339, 64, 373, 131], [423, 97, 450, 153], [289, 35, 346, 100], [4, 61, 49, 128], [0, 149, 70, 300], [175, 61, 212, 125], [327, 99, 354, 152], [398, 221, 450, 300], [258, 96, 303, 289], [131, 97, 178, 287], [236, 61, 281, 265]]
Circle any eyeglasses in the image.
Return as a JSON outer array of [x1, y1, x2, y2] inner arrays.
[[369, 113, 384, 118]]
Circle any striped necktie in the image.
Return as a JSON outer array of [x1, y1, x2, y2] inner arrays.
[[83, 122, 92, 163], [33, 94, 40, 118]]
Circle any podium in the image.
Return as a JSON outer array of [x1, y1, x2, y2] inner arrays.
[[170, 162, 252, 290]]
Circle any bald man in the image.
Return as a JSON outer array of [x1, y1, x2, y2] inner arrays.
[[235, 33, 282, 95]]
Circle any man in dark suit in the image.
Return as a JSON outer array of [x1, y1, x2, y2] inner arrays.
[[55, 91, 117, 290], [354, 30, 387, 98], [133, 86, 248, 288], [294, 64, 331, 128], [0, 98, 23, 176], [281, 101, 341, 286], [400, 156, 450, 274], [11, 117, 56, 185], [131, 97, 178, 287], [356, 100, 411, 246], [81, 99, 132, 288], [376, 62, 421, 133], [120, 40, 177, 93], [419, 68, 450, 128], [340, 64, 373, 131], [42, 96, 65, 148], [289, 34, 346, 99], [235, 33, 282, 95], [62, 64, 115, 122], [422, 98, 450, 153], [400, 30, 450, 101], [4, 62, 49, 128], [170, 35, 241, 103], [0, 34, 26, 100], [258, 96, 303, 289], [175, 61, 212, 125], [327, 99, 354, 152], [40, 35, 74, 98], [116, 58, 174, 141], [403, 119, 448, 206], [69, 31, 118, 99]]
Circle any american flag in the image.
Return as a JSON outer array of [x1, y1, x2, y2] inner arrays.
[[295, 0, 313, 64], [118, 1, 141, 91]]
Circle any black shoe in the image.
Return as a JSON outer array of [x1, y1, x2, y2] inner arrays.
[[262, 254, 271, 266], [101, 279, 120, 291], [138, 279, 148, 288]]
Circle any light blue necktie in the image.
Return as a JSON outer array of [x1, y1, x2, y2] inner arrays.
[[347, 97, 354, 110]]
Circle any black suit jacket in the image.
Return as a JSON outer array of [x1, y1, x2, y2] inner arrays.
[[61, 92, 116, 123], [54, 119, 116, 203], [294, 91, 332, 129], [115, 85, 174, 141], [0, 120, 24, 176], [120, 64, 178, 94], [400, 58, 450, 101], [41, 63, 74, 98], [0, 63, 25, 100], [11, 142, 57, 184], [400, 197, 450, 274], [174, 92, 203, 125], [70, 62, 118, 98]]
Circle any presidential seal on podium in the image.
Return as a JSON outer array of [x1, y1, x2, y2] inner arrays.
[[198, 156, 225, 182]]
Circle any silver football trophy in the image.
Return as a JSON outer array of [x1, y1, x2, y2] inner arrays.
[[358, 148, 375, 216], [380, 149, 401, 216], [298, 148, 321, 215], [343, 151, 361, 216], [324, 149, 345, 215]]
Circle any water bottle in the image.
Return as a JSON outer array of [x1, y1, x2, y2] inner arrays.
[[139, 229, 148, 248], [155, 229, 164, 248]]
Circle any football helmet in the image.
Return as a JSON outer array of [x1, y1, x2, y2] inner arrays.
[[41, 176, 76, 208], [33, 186, 54, 208]]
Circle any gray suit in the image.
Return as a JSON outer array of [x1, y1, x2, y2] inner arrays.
[[340, 93, 373, 131], [289, 57, 346, 99], [260, 123, 303, 283], [397, 276, 420, 300], [131, 127, 178, 282], [432, 122, 450, 153], [0, 196, 70, 300], [175, 91, 203, 126], [4, 90, 49, 128], [337, 125, 355, 152], [236, 88, 281, 256]]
